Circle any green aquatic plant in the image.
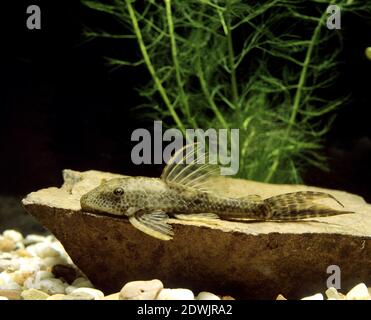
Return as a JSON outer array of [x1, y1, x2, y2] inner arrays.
[[83, 0, 370, 183]]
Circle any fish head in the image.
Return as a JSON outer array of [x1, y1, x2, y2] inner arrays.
[[80, 177, 138, 216]]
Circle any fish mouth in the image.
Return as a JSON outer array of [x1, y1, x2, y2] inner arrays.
[[80, 203, 127, 219]]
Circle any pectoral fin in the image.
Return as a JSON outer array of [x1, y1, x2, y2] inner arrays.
[[128, 211, 174, 241]]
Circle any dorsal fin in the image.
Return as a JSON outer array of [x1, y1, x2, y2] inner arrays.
[[161, 143, 221, 192]]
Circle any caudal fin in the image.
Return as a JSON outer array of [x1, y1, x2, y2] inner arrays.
[[263, 191, 354, 220]]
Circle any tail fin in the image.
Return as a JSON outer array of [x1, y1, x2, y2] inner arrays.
[[263, 191, 354, 220]]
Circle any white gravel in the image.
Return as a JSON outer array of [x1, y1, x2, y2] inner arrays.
[[1, 229, 370, 300]]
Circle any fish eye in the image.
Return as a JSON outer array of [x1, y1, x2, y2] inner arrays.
[[113, 187, 124, 196]]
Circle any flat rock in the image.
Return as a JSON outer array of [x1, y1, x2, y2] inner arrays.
[[22, 169, 371, 299]]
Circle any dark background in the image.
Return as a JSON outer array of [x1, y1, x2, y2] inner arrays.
[[0, 1, 370, 232]]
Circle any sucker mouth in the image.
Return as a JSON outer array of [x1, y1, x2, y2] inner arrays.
[[80, 200, 127, 218], [80, 205, 127, 219]]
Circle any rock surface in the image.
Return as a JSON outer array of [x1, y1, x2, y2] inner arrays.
[[22, 169, 371, 299]]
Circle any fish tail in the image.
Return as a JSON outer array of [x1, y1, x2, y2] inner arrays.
[[263, 191, 354, 220]]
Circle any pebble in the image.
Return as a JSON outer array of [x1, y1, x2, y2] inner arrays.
[[0, 273, 22, 290], [18, 257, 46, 273], [46, 235, 56, 242], [120, 279, 164, 300], [0, 230, 97, 300], [23, 277, 66, 295], [9, 270, 34, 286], [72, 277, 93, 288], [0, 253, 13, 260], [21, 288, 50, 300], [365, 47, 371, 61], [338, 292, 347, 299], [346, 283, 370, 300], [301, 293, 323, 300], [70, 288, 104, 300], [0, 259, 20, 272], [4, 229, 371, 301], [222, 296, 235, 300], [38, 279, 66, 295], [3, 230, 23, 243], [23, 270, 53, 289], [43, 257, 67, 268], [63, 293, 94, 300], [325, 287, 343, 300], [157, 288, 194, 300], [65, 286, 78, 295], [103, 293, 120, 300], [196, 292, 221, 300], [47, 294, 66, 300], [0, 237, 16, 252], [34, 245, 61, 259], [34, 271, 55, 281], [15, 249, 32, 258], [23, 235, 46, 246], [0, 289, 22, 300]]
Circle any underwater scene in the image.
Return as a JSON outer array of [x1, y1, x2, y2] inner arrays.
[[1, 0, 371, 305]]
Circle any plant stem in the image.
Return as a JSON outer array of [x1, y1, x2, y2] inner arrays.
[[196, 57, 229, 129], [287, 10, 329, 131], [264, 3, 331, 183], [165, 0, 197, 128], [226, 1, 239, 109], [125, 0, 186, 135]]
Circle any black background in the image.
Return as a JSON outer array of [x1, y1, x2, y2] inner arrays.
[[0, 1, 370, 224]]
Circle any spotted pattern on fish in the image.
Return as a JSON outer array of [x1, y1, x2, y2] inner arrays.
[[80, 177, 353, 240], [80, 144, 354, 240]]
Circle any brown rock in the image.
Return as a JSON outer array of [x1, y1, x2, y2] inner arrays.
[[0, 289, 22, 300], [276, 294, 287, 300], [52, 264, 77, 284], [22, 169, 371, 299]]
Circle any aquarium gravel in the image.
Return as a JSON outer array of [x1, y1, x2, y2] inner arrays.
[[0, 229, 370, 300]]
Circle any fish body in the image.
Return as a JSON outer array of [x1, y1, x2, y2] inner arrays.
[[80, 176, 265, 218], [80, 145, 353, 240]]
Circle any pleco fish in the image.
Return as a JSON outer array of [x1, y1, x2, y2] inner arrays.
[[80, 144, 353, 240]]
